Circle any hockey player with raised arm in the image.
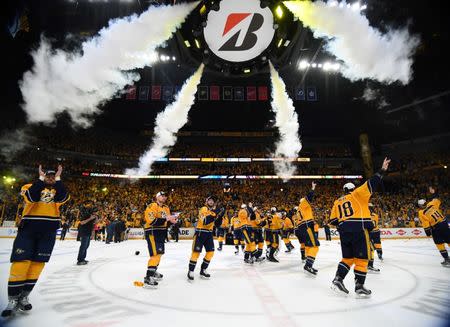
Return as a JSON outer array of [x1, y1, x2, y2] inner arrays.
[[2, 165, 69, 317], [188, 195, 225, 281], [329, 158, 391, 297]]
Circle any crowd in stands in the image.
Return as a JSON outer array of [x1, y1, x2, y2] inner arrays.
[[1, 129, 448, 233], [12, 127, 355, 161], [1, 167, 448, 232]]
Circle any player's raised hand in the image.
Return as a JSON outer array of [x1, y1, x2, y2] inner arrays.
[[381, 157, 391, 171], [311, 182, 317, 190], [429, 186, 435, 194], [38, 165, 45, 178], [55, 165, 63, 179]]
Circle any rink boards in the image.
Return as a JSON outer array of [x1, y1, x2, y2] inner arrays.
[[0, 226, 434, 240]]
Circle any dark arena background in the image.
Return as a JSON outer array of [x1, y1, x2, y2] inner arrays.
[[0, 1, 449, 327]]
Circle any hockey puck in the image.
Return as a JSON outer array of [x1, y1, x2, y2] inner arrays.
[[135, 251, 140, 255]]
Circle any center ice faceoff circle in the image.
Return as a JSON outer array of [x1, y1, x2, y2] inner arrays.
[[87, 246, 418, 316]]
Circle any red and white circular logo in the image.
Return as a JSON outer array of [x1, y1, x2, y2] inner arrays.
[[204, 0, 275, 63], [396, 229, 406, 236]]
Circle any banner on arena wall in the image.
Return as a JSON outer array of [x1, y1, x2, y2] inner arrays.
[[318, 228, 429, 239], [247, 86, 257, 101], [234, 87, 244, 101], [126, 228, 195, 240], [0, 227, 18, 237], [0, 227, 431, 240], [210, 86, 220, 100], [138, 86, 149, 101], [125, 86, 137, 100], [223, 86, 233, 100], [2, 221, 16, 227], [258, 86, 268, 101]]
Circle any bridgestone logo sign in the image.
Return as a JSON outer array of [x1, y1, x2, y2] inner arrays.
[[204, 0, 275, 63]]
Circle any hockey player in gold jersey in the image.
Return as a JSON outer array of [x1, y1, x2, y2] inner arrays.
[[188, 195, 225, 281], [367, 203, 381, 273], [292, 207, 306, 261], [143, 191, 178, 288], [249, 206, 265, 261], [230, 214, 245, 254], [265, 208, 283, 262], [239, 204, 262, 264], [298, 182, 320, 275], [282, 214, 295, 253], [2, 165, 69, 317], [217, 212, 230, 251], [418, 186, 450, 267], [330, 158, 391, 297]]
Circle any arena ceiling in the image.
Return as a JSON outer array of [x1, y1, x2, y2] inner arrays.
[[2, 0, 449, 144]]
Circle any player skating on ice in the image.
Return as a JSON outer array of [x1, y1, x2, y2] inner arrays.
[[143, 191, 178, 288], [418, 186, 450, 267], [282, 213, 295, 253], [367, 203, 381, 273], [292, 207, 306, 262], [329, 158, 391, 298], [230, 214, 245, 255], [217, 211, 230, 251], [239, 204, 258, 264], [2, 165, 69, 317], [298, 182, 320, 276], [265, 208, 283, 263], [188, 195, 225, 281], [252, 206, 266, 261]]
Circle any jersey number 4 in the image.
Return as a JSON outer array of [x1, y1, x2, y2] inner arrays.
[[338, 201, 354, 218]]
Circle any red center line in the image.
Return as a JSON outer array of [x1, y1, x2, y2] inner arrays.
[[243, 266, 298, 327]]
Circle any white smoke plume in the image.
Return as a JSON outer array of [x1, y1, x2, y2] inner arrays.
[[125, 64, 205, 176], [20, 2, 198, 126], [0, 129, 34, 162], [360, 86, 389, 109], [284, 1, 419, 84], [269, 62, 302, 181]]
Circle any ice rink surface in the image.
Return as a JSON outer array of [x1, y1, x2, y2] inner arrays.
[[0, 238, 449, 327]]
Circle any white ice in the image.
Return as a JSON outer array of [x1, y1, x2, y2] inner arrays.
[[0, 238, 449, 327]]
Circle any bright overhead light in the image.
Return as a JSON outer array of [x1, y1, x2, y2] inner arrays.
[[323, 62, 332, 71], [360, 4, 367, 10], [172, 56, 176, 61], [277, 38, 284, 47], [275, 5, 284, 19], [311, 63, 317, 68], [194, 39, 201, 49], [318, 64, 323, 68], [184, 40, 191, 48], [333, 63, 340, 70], [244, 68, 251, 74], [299, 60, 309, 69]]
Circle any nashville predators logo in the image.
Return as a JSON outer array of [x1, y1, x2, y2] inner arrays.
[[40, 189, 56, 203]]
